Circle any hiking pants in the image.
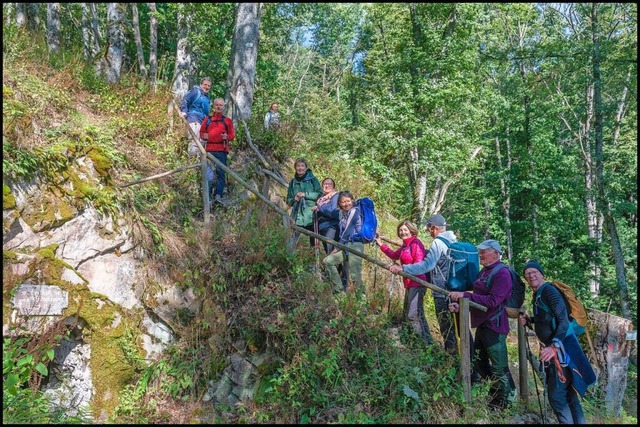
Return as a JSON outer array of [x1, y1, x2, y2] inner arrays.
[[319, 225, 338, 255], [434, 296, 474, 362], [323, 242, 363, 294], [434, 296, 458, 354], [473, 327, 516, 408], [545, 362, 586, 424], [404, 287, 433, 345], [207, 151, 227, 198]]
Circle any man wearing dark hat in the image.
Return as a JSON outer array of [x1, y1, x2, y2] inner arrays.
[[519, 260, 595, 424], [448, 239, 517, 410], [390, 213, 462, 355]]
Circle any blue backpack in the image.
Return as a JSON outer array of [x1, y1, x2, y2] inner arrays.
[[350, 198, 378, 244], [437, 237, 479, 292]]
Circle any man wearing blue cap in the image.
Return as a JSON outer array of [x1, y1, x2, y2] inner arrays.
[[448, 239, 517, 410]]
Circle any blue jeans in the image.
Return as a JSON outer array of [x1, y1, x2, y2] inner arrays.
[[546, 362, 586, 424], [207, 151, 227, 197]]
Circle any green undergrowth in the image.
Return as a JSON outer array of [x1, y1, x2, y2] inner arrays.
[[110, 209, 522, 424]]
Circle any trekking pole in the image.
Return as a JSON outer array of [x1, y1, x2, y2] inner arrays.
[[447, 296, 461, 356], [524, 323, 545, 424], [313, 212, 321, 277], [387, 264, 397, 314], [287, 200, 301, 251], [540, 358, 548, 424]]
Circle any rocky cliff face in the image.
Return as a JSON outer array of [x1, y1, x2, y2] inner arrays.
[[3, 153, 198, 420]]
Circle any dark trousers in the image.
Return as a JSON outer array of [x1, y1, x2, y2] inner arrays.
[[404, 287, 434, 345], [474, 327, 516, 408], [545, 362, 586, 423], [434, 296, 474, 363], [319, 226, 338, 254]]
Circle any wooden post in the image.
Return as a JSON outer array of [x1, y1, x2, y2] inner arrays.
[[260, 174, 271, 217], [201, 153, 210, 224], [459, 297, 471, 403], [517, 321, 529, 403]]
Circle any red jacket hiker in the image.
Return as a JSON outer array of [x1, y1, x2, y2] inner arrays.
[[199, 113, 235, 153]]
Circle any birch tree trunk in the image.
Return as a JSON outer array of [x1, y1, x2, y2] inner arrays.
[[227, 3, 262, 120], [16, 3, 26, 27], [81, 4, 91, 60], [90, 3, 104, 76], [130, 3, 147, 77], [172, 5, 192, 101], [89, 3, 102, 56], [590, 5, 630, 320], [148, 3, 158, 91], [104, 3, 125, 84], [582, 84, 603, 297], [495, 134, 513, 263], [46, 3, 61, 54], [424, 147, 482, 221]]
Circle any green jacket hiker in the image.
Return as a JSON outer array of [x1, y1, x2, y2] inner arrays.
[[286, 161, 322, 228]]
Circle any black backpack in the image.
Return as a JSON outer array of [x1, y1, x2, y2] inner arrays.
[[486, 263, 526, 318]]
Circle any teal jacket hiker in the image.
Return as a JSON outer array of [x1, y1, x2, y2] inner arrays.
[[286, 169, 322, 228]]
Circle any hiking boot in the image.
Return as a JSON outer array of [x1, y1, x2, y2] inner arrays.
[[471, 371, 482, 385], [213, 195, 229, 207]]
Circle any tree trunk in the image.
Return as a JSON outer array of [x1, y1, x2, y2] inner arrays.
[[81, 4, 91, 60], [27, 3, 40, 32], [424, 147, 482, 221], [172, 5, 192, 101], [103, 3, 125, 84], [90, 3, 104, 76], [495, 134, 513, 263], [130, 3, 147, 77], [591, 4, 630, 320], [148, 3, 158, 91], [46, 3, 61, 54], [410, 146, 427, 224], [227, 2, 262, 121], [89, 3, 102, 55], [581, 84, 602, 297], [587, 308, 634, 417], [16, 3, 26, 27]]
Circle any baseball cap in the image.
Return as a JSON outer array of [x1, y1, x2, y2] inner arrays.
[[477, 239, 502, 253], [424, 214, 446, 227]]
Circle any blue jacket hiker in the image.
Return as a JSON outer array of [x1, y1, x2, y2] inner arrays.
[[519, 260, 596, 424], [312, 178, 340, 255], [322, 191, 364, 295], [180, 78, 212, 125]]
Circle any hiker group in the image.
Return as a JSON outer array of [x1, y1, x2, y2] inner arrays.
[[285, 157, 596, 423], [179, 79, 596, 423], [180, 77, 235, 206]]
